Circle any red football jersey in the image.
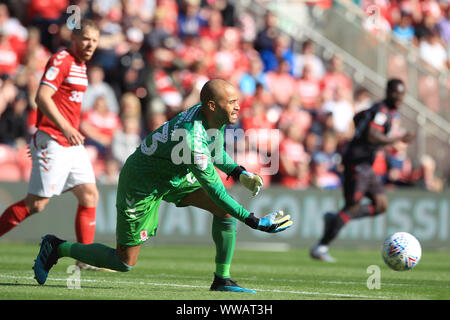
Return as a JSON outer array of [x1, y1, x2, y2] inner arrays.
[[37, 49, 88, 146]]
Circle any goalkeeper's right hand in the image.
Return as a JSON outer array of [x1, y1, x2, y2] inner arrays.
[[244, 211, 293, 233]]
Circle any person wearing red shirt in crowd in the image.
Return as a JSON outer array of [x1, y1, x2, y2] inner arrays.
[[0, 27, 19, 76], [0, 4, 27, 63], [320, 54, 352, 99], [212, 27, 249, 83], [278, 122, 311, 189], [277, 94, 312, 137], [0, 20, 104, 271], [265, 58, 296, 107], [296, 64, 322, 110], [240, 101, 275, 154], [199, 9, 225, 42], [80, 95, 121, 157]]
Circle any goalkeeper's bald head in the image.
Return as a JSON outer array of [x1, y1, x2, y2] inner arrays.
[[200, 79, 240, 127]]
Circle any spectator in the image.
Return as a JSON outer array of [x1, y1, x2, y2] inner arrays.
[[415, 12, 437, 44], [296, 64, 322, 110], [322, 85, 355, 142], [320, 54, 353, 98], [353, 87, 373, 112], [234, 137, 271, 187], [80, 95, 121, 158], [82, 64, 120, 113], [277, 95, 313, 137], [0, 90, 29, 146], [237, 10, 257, 43], [90, 12, 124, 78], [437, 5, 450, 47], [145, 111, 168, 136], [239, 82, 275, 118], [310, 152, 341, 189], [0, 3, 27, 60], [265, 58, 296, 107], [121, 0, 154, 28], [278, 122, 311, 189], [419, 29, 448, 71], [311, 130, 342, 175], [111, 115, 142, 167], [259, 34, 295, 74], [240, 101, 275, 153], [238, 55, 267, 96], [23, 27, 51, 74], [212, 27, 247, 82], [177, 0, 206, 39], [153, 0, 179, 36], [97, 157, 120, 185], [145, 9, 178, 50], [27, 0, 68, 52], [411, 154, 444, 192], [118, 27, 147, 96], [393, 12, 415, 44], [254, 11, 278, 53], [200, 9, 225, 42], [0, 27, 19, 76], [119, 92, 142, 119], [292, 39, 325, 79]]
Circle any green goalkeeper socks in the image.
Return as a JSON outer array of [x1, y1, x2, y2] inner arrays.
[[212, 216, 236, 279], [57, 242, 132, 272]]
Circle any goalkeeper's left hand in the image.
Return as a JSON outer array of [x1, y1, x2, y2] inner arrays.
[[244, 211, 293, 233], [239, 171, 263, 196]]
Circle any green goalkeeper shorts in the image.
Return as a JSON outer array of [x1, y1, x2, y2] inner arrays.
[[115, 175, 202, 246]]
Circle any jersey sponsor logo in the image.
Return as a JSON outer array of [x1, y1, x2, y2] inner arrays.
[[194, 152, 208, 171], [140, 230, 149, 242], [373, 112, 387, 126], [45, 66, 60, 81], [64, 76, 88, 86]]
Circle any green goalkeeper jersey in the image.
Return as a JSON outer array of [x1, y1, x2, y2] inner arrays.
[[117, 103, 251, 222]]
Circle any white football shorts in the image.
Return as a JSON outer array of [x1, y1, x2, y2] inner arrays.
[[28, 130, 96, 197]]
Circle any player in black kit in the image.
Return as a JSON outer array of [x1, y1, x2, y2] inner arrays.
[[310, 78, 415, 262]]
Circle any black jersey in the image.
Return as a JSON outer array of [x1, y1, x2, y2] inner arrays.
[[343, 101, 396, 165]]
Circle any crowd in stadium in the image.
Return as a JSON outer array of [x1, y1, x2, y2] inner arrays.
[[0, 0, 447, 192]]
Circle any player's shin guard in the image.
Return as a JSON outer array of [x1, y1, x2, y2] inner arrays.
[[212, 216, 236, 279], [0, 200, 31, 237], [75, 204, 96, 244], [58, 242, 132, 272]]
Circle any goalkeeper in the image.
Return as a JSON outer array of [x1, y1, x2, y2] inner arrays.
[[33, 79, 292, 292]]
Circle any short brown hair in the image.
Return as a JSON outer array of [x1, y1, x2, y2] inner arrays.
[[72, 19, 99, 37]]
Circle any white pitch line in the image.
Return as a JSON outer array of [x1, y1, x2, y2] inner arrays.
[[0, 274, 389, 299]]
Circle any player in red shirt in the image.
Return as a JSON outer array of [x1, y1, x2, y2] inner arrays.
[[0, 20, 103, 270]]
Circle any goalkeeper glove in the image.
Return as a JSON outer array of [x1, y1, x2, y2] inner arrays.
[[228, 165, 263, 196], [244, 211, 293, 233], [239, 171, 263, 196]]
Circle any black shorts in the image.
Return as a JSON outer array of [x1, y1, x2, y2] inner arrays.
[[343, 163, 384, 206]]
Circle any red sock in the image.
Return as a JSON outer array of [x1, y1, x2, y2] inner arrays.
[[0, 200, 31, 237], [338, 211, 351, 225], [75, 204, 96, 244]]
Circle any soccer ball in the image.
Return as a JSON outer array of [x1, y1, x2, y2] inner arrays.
[[382, 232, 422, 271]]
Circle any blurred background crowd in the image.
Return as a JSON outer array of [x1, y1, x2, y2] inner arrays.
[[0, 0, 448, 192]]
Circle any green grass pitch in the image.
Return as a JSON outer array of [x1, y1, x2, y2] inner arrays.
[[0, 242, 449, 300]]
